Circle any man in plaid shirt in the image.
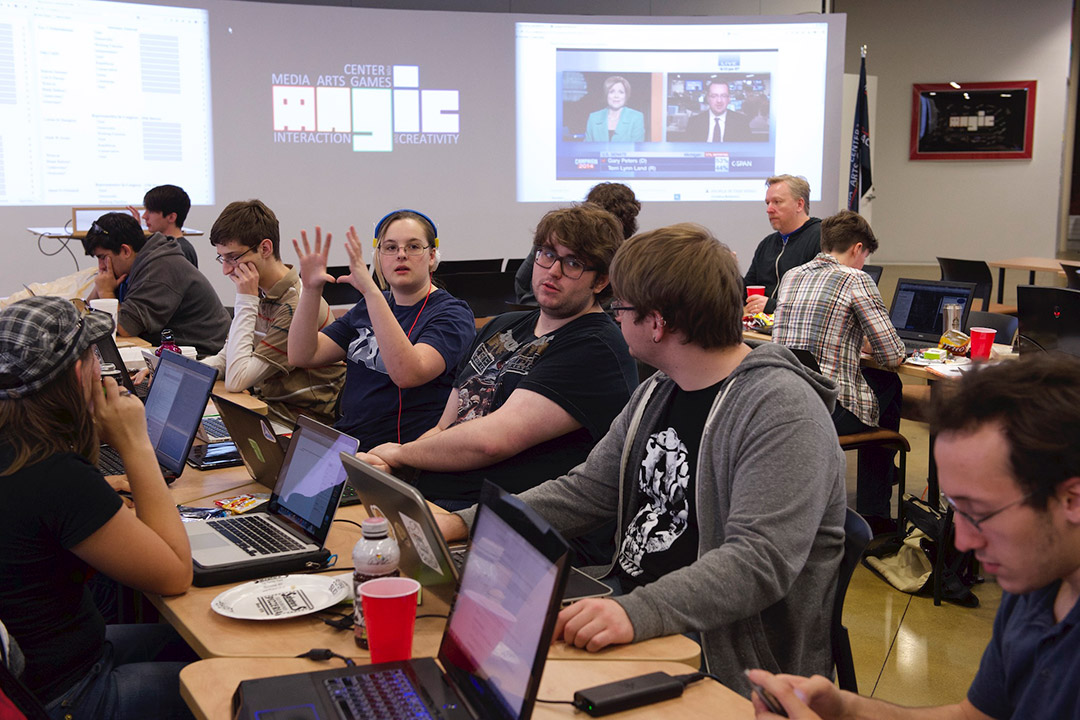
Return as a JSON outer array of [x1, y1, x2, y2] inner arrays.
[[773, 210, 905, 535]]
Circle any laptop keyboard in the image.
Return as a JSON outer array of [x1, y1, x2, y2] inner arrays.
[[207, 515, 306, 556], [324, 670, 433, 720], [98, 445, 125, 476], [201, 416, 231, 442]]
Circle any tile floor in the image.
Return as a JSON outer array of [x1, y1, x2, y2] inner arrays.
[[841, 391, 1000, 707]]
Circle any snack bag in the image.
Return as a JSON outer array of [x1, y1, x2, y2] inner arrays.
[[938, 329, 971, 358]]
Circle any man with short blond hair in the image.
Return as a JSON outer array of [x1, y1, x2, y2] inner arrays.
[[743, 174, 821, 315]]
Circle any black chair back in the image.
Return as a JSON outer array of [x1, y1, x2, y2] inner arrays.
[[1016, 285, 1080, 357], [965, 310, 1018, 345], [320, 265, 362, 307], [1061, 262, 1080, 291], [937, 257, 994, 312], [834, 509, 872, 693]]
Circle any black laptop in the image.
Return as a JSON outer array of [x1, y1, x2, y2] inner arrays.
[[232, 483, 571, 720], [1017, 285, 1080, 357], [97, 350, 217, 481], [210, 394, 292, 489], [888, 277, 978, 351], [92, 330, 146, 400]]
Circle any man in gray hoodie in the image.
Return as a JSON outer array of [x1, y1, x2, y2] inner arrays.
[[83, 211, 230, 355], [437, 222, 846, 697]]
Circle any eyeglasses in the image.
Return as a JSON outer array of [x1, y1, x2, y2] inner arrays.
[[533, 247, 595, 279], [943, 491, 1033, 532], [609, 300, 636, 318], [379, 242, 431, 256], [88, 221, 109, 236], [215, 247, 254, 265]]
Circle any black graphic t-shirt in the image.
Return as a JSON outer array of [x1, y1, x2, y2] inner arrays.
[[416, 309, 637, 502], [617, 379, 725, 590]]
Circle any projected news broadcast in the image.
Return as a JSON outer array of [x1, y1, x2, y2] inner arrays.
[[517, 21, 830, 204]]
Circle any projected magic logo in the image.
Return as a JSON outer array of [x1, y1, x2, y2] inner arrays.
[[272, 65, 460, 152]]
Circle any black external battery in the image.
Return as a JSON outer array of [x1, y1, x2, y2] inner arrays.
[[572, 672, 685, 716]]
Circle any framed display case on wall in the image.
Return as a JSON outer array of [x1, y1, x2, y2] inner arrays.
[[910, 81, 1036, 160]]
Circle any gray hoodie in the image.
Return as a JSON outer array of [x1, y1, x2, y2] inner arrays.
[[119, 232, 231, 355], [459, 342, 846, 696]]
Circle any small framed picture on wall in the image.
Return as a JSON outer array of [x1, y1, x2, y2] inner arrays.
[[910, 81, 1036, 160]]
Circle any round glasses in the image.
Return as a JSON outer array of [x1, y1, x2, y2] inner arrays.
[[533, 247, 595, 279], [379, 242, 432, 256]]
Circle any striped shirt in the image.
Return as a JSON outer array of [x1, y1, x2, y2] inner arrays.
[[773, 254, 905, 426]]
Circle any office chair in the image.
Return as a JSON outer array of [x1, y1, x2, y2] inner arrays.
[[320, 265, 362, 308], [937, 257, 1017, 315], [964, 310, 1018, 346], [862, 264, 883, 285], [833, 509, 872, 693], [1061, 261, 1080, 291], [434, 271, 516, 317]]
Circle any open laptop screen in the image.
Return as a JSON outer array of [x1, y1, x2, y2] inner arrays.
[[270, 416, 358, 539], [889, 278, 976, 338], [144, 352, 217, 474], [439, 496, 564, 720]]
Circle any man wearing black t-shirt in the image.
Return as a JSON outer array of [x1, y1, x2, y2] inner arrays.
[[362, 205, 638, 520]]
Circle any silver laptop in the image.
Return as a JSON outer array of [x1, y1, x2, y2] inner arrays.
[[210, 394, 292, 490], [888, 277, 978, 351], [186, 415, 358, 568], [340, 453, 612, 607]]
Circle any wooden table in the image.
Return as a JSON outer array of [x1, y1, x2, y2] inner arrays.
[[180, 658, 752, 720], [152, 487, 702, 667], [988, 256, 1067, 303]]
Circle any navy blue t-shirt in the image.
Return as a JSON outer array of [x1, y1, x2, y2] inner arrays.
[[322, 288, 475, 451], [967, 581, 1080, 719]]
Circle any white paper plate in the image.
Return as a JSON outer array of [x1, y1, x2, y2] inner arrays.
[[211, 573, 350, 620], [905, 355, 971, 367]]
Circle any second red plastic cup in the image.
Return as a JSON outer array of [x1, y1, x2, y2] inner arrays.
[[359, 576, 420, 663], [746, 285, 765, 298]]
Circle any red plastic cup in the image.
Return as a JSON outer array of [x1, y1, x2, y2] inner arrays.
[[969, 327, 996, 360], [746, 285, 766, 298], [359, 577, 420, 663]]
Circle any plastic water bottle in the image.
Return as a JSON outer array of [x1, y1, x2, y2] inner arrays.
[[155, 328, 182, 357], [352, 517, 400, 649]]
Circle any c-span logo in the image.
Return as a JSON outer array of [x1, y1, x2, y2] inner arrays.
[[272, 65, 459, 151]]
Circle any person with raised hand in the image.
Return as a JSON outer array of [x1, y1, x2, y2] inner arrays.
[[287, 211, 474, 450]]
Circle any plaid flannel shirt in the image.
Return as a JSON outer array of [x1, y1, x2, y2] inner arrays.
[[773, 254, 905, 426]]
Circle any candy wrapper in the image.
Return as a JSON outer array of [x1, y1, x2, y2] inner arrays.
[[214, 493, 269, 514], [938, 329, 971, 358], [743, 312, 774, 332]]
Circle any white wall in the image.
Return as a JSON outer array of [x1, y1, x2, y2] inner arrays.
[[838, 0, 1073, 264]]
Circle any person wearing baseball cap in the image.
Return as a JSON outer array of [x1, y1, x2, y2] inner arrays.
[[0, 297, 195, 718]]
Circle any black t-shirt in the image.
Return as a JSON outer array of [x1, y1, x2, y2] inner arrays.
[[416, 310, 638, 502], [616, 379, 726, 590], [0, 450, 123, 702]]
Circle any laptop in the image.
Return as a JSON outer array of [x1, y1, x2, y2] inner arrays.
[[187, 414, 359, 583], [340, 453, 612, 608], [97, 351, 217, 481], [210, 394, 292, 490], [232, 483, 571, 720], [888, 278, 978, 351], [1017, 284, 1080, 358], [91, 328, 147, 400]]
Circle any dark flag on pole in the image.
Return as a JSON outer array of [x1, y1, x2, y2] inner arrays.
[[848, 47, 872, 212]]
